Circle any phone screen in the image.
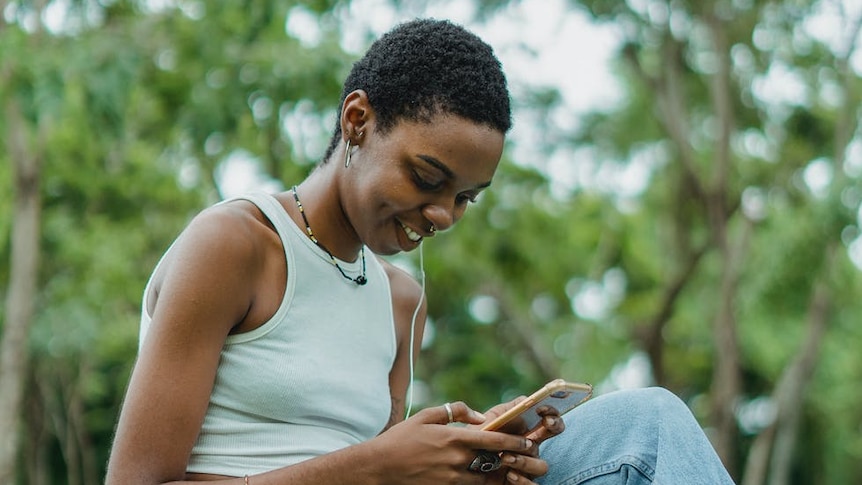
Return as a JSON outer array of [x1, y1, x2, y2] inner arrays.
[[481, 380, 592, 433]]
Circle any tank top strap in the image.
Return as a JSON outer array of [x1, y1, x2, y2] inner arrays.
[[234, 192, 296, 237]]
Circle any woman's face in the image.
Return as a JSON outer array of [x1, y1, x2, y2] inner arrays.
[[345, 113, 505, 255]]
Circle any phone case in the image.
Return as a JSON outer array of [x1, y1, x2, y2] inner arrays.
[[480, 379, 593, 432]]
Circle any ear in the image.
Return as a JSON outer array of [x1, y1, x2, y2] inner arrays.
[[340, 90, 374, 142]]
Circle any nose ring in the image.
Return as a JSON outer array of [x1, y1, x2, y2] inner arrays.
[[429, 224, 436, 233]]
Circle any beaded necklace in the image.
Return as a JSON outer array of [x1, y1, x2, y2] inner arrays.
[[291, 186, 367, 286]]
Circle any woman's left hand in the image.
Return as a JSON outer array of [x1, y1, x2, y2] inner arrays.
[[466, 397, 567, 484]]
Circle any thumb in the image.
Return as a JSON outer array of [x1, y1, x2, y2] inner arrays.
[[417, 401, 487, 425]]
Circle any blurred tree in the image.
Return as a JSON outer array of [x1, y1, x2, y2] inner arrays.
[[1, 0, 861, 483], [0, 36, 46, 485], [0, 0, 346, 482], [566, 0, 862, 482]]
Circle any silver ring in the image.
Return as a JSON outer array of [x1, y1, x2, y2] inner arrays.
[[443, 402, 454, 423], [468, 450, 502, 473]]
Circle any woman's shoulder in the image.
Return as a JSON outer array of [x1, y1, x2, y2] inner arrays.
[[146, 199, 286, 333], [153, 200, 281, 289], [187, 199, 279, 251]]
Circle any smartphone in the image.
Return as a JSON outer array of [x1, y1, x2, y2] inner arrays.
[[480, 379, 593, 433]]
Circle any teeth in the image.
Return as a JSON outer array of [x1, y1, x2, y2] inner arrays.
[[400, 221, 422, 242]]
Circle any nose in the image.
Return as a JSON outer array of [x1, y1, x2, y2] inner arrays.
[[421, 200, 465, 233]]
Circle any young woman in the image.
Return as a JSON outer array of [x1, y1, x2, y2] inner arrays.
[[106, 19, 735, 485]]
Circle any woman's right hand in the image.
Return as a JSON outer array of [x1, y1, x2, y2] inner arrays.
[[367, 402, 548, 485]]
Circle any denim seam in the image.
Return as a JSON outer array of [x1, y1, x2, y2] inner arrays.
[[555, 454, 656, 485]]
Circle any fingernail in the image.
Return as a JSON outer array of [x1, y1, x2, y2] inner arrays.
[[473, 411, 487, 420], [546, 417, 556, 426], [525, 439, 534, 449], [507, 471, 520, 482], [504, 454, 516, 464]]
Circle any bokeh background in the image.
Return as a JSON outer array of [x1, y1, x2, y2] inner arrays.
[[1, 0, 861, 483]]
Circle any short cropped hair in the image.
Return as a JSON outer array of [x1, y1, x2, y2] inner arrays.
[[322, 18, 512, 162]]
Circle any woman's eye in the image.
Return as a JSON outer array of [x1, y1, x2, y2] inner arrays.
[[457, 193, 479, 205], [412, 170, 444, 191]]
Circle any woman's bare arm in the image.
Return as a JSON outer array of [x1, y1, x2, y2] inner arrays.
[[107, 208, 539, 485], [106, 205, 274, 484], [380, 260, 427, 429]]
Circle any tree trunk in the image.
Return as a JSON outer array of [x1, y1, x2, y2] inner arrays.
[[23, 380, 50, 485], [705, 15, 744, 476], [0, 100, 43, 482], [742, 12, 861, 485], [635, 243, 707, 386], [768, 267, 830, 485], [741, 248, 833, 485], [709, 214, 743, 476], [742, 423, 776, 485]]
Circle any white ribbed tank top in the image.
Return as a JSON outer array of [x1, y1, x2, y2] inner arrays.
[[138, 192, 396, 476]]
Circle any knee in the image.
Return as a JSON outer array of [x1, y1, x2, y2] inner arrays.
[[633, 387, 703, 435], [593, 386, 691, 422], [634, 386, 688, 410], [557, 386, 695, 437], [546, 388, 680, 466]]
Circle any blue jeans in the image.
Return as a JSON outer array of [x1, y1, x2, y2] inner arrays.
[[537, 387, 735, 484]]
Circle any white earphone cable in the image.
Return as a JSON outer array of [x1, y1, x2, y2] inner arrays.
[[404, 242, 425, 419]]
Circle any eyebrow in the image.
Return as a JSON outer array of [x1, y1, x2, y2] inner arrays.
[[416, 154, 492, 189]]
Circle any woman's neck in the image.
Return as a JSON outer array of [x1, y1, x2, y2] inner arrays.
[[289, 169, 363, 262]]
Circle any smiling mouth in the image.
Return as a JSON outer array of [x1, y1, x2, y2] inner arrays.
[[399, 220, 423, 242]]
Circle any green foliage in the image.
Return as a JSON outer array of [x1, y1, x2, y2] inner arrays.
[[2, 0, 862, 483]]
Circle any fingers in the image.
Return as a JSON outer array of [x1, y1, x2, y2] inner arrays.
[[472, 396, 530, 434], [463, 430, 535, 455], [518, 405, 565, 445], [504, 470, 540, 484], [449, 401, 487, 425], [415, 401, 487, 426], [482, 395, 527, 419], [500, 452, 548, 483], [506, 471, 540, 484], [542, 413, 565, 435]]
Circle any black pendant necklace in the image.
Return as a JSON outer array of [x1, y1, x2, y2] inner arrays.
[[292, 186, 367, 286]]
